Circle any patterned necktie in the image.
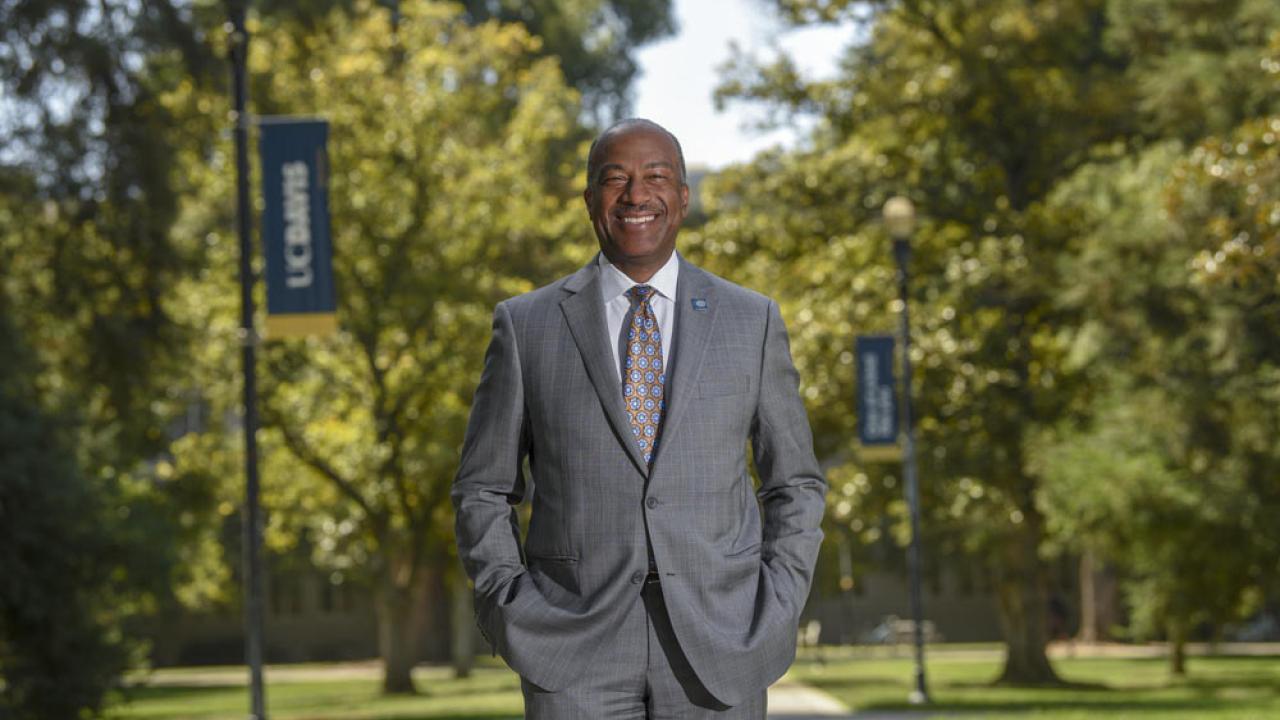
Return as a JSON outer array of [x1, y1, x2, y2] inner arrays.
[[622, 285, 666, 466]]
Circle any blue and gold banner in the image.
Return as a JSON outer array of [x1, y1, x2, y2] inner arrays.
[[259, 117, 337, 337], [855, 335, 902, 461]]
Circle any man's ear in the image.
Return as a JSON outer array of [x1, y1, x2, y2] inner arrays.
[[583, 186, 594, 216], [680, 183, 689, 213]]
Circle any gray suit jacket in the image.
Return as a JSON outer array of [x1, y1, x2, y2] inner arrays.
[[452, 254, 826, 705]]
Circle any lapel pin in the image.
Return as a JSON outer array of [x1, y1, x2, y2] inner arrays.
[[692, 298, 709, 311]]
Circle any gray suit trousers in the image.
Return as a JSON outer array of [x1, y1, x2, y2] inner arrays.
[[521, 577, 767, 719]]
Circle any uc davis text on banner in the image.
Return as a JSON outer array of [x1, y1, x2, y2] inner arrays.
[[259, 117, 336, 337]]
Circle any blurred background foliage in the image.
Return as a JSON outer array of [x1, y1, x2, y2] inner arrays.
[[0, 0, 1277, 717], [697, 0, 1280, 685], [168, 2, 592, 694]]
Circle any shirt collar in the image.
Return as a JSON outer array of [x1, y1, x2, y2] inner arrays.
[[598, 250, 680, 304]]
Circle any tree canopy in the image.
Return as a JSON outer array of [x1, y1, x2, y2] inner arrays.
[[702, 0, 1280, 681], [161, 0, 591, 693]]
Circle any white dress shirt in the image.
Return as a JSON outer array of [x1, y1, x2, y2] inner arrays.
[[599, 251, 678, 383]]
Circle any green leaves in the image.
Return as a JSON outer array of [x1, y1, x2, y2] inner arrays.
[[455, 0, 677, 120], [162, 2, 590, 686], [711, 0, 1280, 677], [0, 311, 153, 719]]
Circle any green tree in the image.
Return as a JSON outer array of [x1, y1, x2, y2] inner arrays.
[[0, 0, 223, 475], [0, 296, 177, 719], [1170, 105, 1280, 596], [706, 0, 1138, 684], [164, 2, 589, 693], [1034, 386, 1261, 674], [704, 0, 1280, 683], [0, 2, 236, 708], [456, 0, 677, 121], [1036, 30, 1280, 671], [231, 0, 676, 120]]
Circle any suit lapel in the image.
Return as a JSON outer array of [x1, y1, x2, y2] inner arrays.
[[560, 260, 650, 476], [652, 256, 717, 470]]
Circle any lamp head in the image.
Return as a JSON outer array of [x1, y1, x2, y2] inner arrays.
[[883, 196, 916, 239]]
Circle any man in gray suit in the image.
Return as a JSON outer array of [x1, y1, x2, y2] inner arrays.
[[453, 118, 826, 718]]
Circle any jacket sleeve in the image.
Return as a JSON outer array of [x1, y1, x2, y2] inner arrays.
[[453, 301, 530, 622], [751, 299, 827, 614]]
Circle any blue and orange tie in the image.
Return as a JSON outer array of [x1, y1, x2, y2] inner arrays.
[[622, 285, 665, 466]]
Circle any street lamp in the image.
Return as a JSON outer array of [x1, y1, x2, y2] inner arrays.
[[884, 196, 931, 705]]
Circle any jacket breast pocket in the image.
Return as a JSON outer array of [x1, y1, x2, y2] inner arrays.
[[697, 374, 750, 398]]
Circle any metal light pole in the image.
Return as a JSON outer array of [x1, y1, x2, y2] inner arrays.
[[227, 2, 268, 717], [884, 196, 930, 705]]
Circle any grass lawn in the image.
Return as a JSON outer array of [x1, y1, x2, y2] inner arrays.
[[107, 663, 524, 720], [790, 647, 1280, 718], [106, 648, 1280, 719]]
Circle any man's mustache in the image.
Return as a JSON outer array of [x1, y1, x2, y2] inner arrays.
[[614, 204, 663, 215]]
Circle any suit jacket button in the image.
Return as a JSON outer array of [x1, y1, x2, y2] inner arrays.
[[630, 571, 645, 585], [646, 497, 659, 509]]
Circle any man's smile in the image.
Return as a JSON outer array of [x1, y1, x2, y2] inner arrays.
[[620, 214, 658, 225]]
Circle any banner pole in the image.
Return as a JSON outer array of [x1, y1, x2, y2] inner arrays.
[[228, 1, 268, 717]]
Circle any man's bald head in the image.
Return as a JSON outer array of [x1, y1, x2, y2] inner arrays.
[[587, 118, 687, 187]]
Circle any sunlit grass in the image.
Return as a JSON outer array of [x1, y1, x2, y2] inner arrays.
[[106, 647, 1280, 719], [108, 662, 523, 720], [791, 646, 1280, 718]]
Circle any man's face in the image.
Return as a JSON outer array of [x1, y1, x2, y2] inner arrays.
[[584, 126, 689, 278]]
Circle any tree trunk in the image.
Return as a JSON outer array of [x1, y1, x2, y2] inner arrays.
[[1078, 552, 1097, 643], [994, 515, 1061, 685], [1076, 552, 1119, 643], [450, 572, 475, 679], [1095, 562, 1119, 641], [375, 565, 428, 694], [1168, 616, 1188, 676]]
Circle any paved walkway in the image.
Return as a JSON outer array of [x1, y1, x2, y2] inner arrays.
[[767, 676, 852, 717], [767, 677, 955, 719], [769, 675, 954, 720]]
